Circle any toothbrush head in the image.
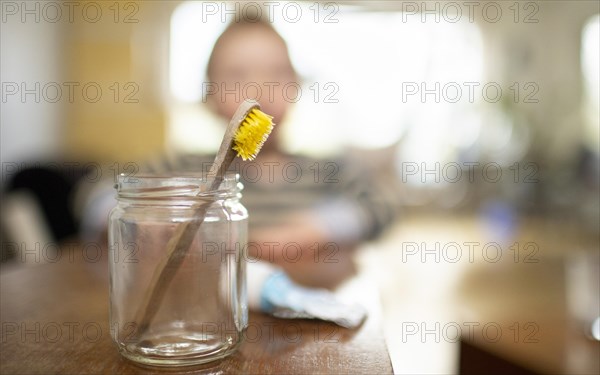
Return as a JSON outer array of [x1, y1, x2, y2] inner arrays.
[[232, 107, 274, 161]]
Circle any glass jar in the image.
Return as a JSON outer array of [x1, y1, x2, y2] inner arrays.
[[108, 173, 248, 367]]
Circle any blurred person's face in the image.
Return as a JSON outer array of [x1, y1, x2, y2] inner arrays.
[[207, 24, 296, 149]]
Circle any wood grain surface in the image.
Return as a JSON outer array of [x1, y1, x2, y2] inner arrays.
[[0, 246, 392, 374]]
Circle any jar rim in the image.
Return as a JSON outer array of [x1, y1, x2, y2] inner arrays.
[[114, 172, 242, 200]]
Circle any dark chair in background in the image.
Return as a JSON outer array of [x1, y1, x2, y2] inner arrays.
[[1, 165, 88, 263]]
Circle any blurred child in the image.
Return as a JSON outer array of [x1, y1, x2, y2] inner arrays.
[[82, 16, 399, 286]]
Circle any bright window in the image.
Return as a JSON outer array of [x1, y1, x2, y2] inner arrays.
[[582, 15, 599, 150]]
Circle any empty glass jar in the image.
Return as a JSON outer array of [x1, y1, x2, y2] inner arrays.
[[108, 173, 248, 367]]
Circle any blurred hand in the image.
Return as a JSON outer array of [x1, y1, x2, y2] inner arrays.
[[248, 212, 356, 288]]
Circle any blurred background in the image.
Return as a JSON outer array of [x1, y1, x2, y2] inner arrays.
[[1, 1, 599, 374]]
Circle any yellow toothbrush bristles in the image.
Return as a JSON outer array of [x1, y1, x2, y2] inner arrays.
[[232, 108, 274, 161]]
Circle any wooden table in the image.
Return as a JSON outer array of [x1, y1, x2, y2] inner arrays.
[[454, 219, 600, 375], [457, 255, 600, 375], [368, 214, 599, 374], [0, 246, 392, 374]]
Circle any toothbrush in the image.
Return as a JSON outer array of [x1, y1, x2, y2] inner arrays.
[[133, 99, 274, 336]]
